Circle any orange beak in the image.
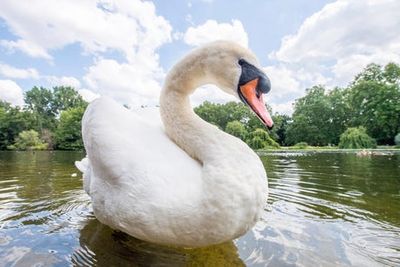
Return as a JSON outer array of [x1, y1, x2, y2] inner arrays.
[[239, 78, 274, 129]]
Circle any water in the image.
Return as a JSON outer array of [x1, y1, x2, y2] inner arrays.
[[0, 151, 399, 266]]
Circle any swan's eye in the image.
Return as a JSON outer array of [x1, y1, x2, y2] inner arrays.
[[238, 59, 246, 66]]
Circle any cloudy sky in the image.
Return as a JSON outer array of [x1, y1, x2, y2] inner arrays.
[[0, 0, 399, 114]]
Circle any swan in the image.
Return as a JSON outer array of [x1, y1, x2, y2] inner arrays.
[[75, 40, 274, 247]]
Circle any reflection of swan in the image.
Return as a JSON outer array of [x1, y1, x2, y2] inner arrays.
[[75, 41, 273, 247], [74, 218, 245, 266]]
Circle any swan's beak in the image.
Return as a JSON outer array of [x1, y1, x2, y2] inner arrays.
[[239, 78, 274, 129]]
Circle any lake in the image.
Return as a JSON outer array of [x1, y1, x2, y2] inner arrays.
[[0, 151, 399, 266]]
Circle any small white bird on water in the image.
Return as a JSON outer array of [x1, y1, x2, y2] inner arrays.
[[75, 41, 273, 247]]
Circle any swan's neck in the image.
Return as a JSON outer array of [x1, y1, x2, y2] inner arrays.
[[160, 54, 230, 163]]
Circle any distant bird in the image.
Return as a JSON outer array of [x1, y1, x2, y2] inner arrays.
[[356, 149, 372, 157], [75, 41, 273, 247]]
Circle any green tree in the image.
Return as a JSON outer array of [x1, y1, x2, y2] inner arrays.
[[24, 86, 56, 131], [352, 63, 385, 85], [326, 88, 352, 144], [349, 81, 400, 144], [0, 101, 35, 149], [338, 127, 377, 149], [225, 120, 248, 141], [52, 86, 86, 114], [286, 86, 332, 146], [383, 62, 400, 84], [8, 130, 48, 150], [270, 114, 291, 145], [247, 128, 280, 149], [55, 106, 86, 150]]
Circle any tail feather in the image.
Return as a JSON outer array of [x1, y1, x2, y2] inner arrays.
[[75, 157, 91, 195]]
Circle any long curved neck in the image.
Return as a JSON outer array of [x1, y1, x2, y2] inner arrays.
[[160, 51, 230, 163]]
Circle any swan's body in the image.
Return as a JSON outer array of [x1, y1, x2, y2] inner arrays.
[[76, 41, 271, 247]]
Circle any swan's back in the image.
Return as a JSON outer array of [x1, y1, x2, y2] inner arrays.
[[79, 97, 203, 215]]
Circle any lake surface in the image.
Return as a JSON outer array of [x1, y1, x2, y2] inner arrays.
[[0, 151, 399, 266]]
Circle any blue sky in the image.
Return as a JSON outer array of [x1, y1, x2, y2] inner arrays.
[[0, 0, 399, 114]]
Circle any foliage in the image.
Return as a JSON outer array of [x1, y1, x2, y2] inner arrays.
[[0, 61, 399, 150], [7, 130, 48, 150], [395, 133, 400, 146], [225, 120, 248, 141], [338, 127, 377, 149], [286, 62, 400, 146], [0, 101, 35, 149], [53, 86, 87, 114], [348, 81, 400, 144], [0, 87, 87, 151], [293, 142, 308, 149], [269, 114, 291, 145], [24, 86, 56, 131], [247, 128, 280, 149], [286, 86, 333, 146], [55, 106, 86, 150]]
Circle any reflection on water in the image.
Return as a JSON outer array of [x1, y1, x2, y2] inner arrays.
[[0, 151, 399, 266]]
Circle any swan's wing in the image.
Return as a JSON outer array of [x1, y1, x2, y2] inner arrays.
[[77, 97, 202, 196]]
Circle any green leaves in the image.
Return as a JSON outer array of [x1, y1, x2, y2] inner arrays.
[[1, 87, 88, 151], [55, 106, 86, 150], [338, 127, 377, 149], [7, 130, 48, 150], [286, 62, 400, 146]]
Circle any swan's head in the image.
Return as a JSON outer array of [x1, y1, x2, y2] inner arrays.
[[201, 41, 274, 129]]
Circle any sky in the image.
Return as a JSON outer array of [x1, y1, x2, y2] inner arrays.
[[0, 0, 399, 114]]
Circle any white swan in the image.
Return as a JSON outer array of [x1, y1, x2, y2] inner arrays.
[[76, 41, 273, 247]]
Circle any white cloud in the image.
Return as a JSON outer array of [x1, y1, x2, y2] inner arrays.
[[0, 0, 172, 62], [184, 19, 248, 48], [0, 0, 172, 107], [45, 76, 81, 88], [0, 80, 24, 106], [260, 0, 400, 115], [78, 89, 100, 102], [0, 39, 52, 59], [269, 101, 294, 115], [84, 59, 163, 106], [0, 63, 39, 79], [190, 84, 236, 106], [270, 0, 400, 86]]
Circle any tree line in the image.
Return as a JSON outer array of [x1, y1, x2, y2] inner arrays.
[[0, 86, 87, 150], [195, 62, 400, 148], [0, 62, 399, 151]]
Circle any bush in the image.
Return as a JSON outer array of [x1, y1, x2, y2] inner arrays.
[[293, 142, 308, 149], [7, 130, 48, 150], [246, 128, 280, 149], [55, 107, 85, 150], [338, 127, 377, 149], [225, 120, 248, 141], [395, 133, 400, 146]]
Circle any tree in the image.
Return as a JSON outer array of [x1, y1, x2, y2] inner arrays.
[[383, 62, 400, 84], [247, 128, 279, 149], [24, 86, 56, 131], [55, 106, 86, 150], [270, 114, 291, 145], [338, 127, 377, 149], [349, 81, 400, 144], [225, 120, 248, 141], [286, 86, 332, 146], [7, 130, 48, 150], [52, 86, 86, 114], [0, 101, 35, 149], [326, 88, 352, 144]]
